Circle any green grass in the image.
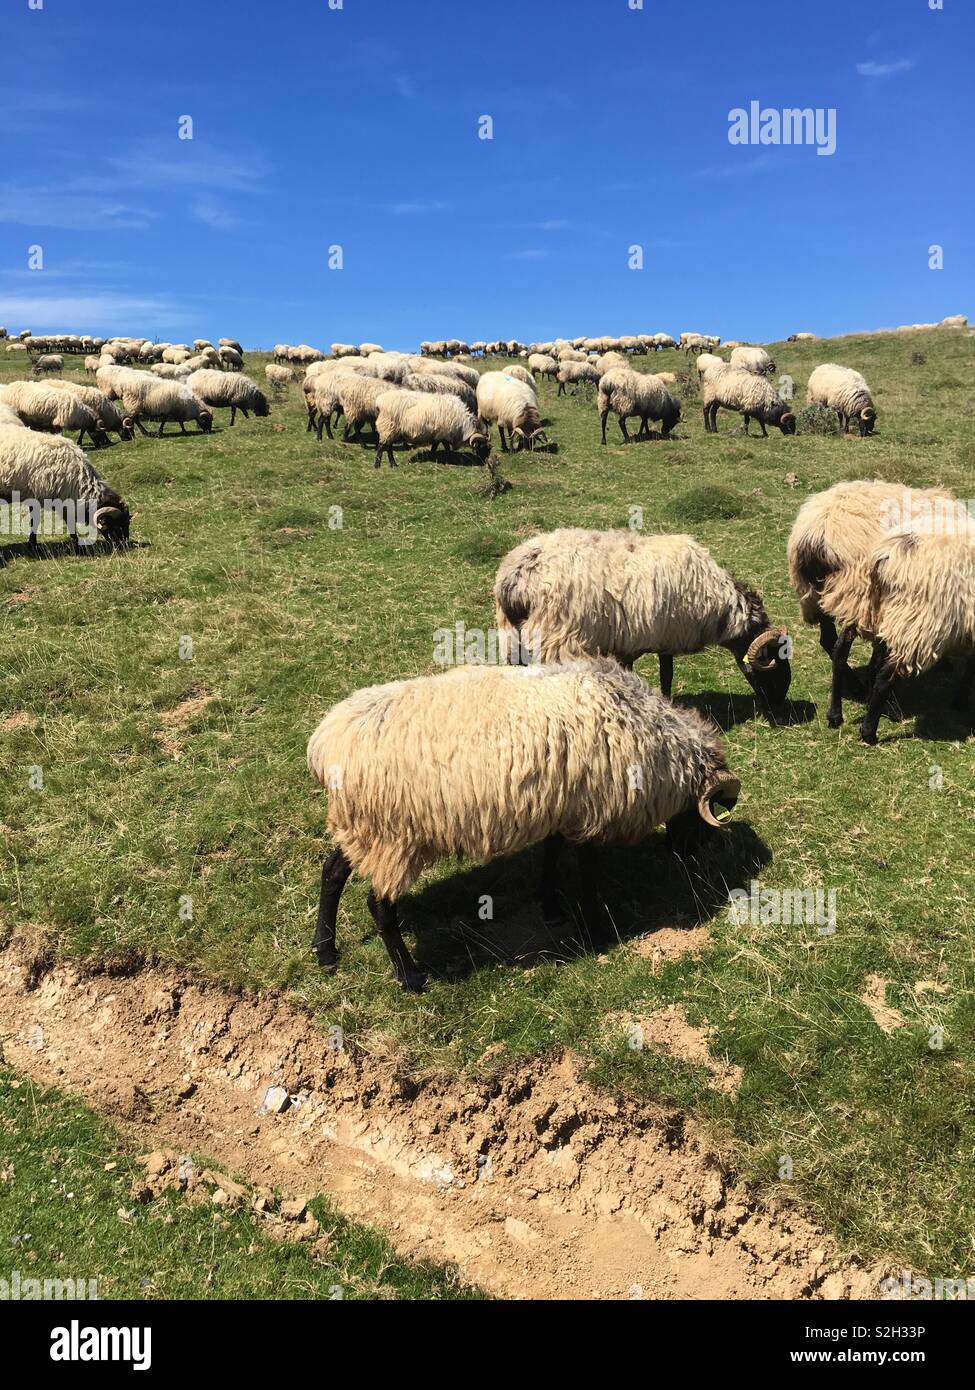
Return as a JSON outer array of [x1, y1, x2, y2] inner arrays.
[[1, 329, 974, 1275], [0, 1068, 483, 1299]]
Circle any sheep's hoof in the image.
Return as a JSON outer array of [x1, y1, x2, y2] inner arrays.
[[399, 968, 426, 994], [826, 710, 843, 729], [859, 724, 879, 746]]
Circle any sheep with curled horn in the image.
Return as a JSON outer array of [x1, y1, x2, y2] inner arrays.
[[494, 528, 792, 706]]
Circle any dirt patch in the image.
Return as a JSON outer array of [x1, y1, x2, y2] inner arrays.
[[607, 1006, 743, 1095], [0, 710, 35, 732], [3, 589, 32, 605], [632, 927, 711, 970], [860, 975, 906, 1032], [154, 687, 219, 759], [0, 932, 889, 1301]]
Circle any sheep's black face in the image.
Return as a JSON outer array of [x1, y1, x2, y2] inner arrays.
[[859, 410, 876, 437], [199, 411, 214, 433], [96, 504, 130, 548], [662, 404, 681, 434], [255, 397, 270, 417], [471, 434, 491, 462], [779, 411, 797, 435], [744, 653, 792, 706]]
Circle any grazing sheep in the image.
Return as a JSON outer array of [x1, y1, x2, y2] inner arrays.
[[334, 374, 403, 442], [187, 369, 269, 425], [594, 351, 629, 376], [811, 514, 975, 742], [0, 402, 25, 429], [265, 363, 295, 386], [495, 528, 791, 703], [116, 376, 214, 436], [729, 346, 775, 376], [218, 346, 244, 371], [787, 479, 957, 698], [359, 342, 384, 355], [557, 360, 601, 395], [653, 334, 677, 350], [372, 389, 490, 468], [304, 368, 360, 437], [696, 352, 726, 377], [787, 332, 817, 342], [151, 362, 193, 381], [528, 353, 558, 382], [218, 338, 243, 354], [651, 371, 678, 387], [558, 348, 588, 363], [408, 357, 480, 390], [597, 368, 681, 443], [47, 381, 135, 442], [0, 427, 130, 551], [95, 363, 143, 399], [475, 371, 549, 452], [703, 366, 796, 436], [806, 364, 877, 436], [84, 355, 101, 375], [402, 372, 477, 414], [31, 354, 63, 376], [0, 381, 109, 449], [162, 346, 191, 365], [307, 658, 741, 989]]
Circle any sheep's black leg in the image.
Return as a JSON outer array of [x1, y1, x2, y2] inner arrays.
[[952, 656, 975, 710], [599, 410, 608, 445], [742, 414, 751, 435], [574, 844, 606, 936], [312, 848, 352, 971], [241, 408, 250, 419], [157, 421, 166, 436], [557, 382, 565, 396], [306, 406, 315, 432], [77, 429, 85, 446], [659, 653, 674, 699], [758, 419, 768, 438], [134, 418, 150, 436], [818, 616, 866, 697], [498, 424, 508, 452], [827, 625, 857, 727], [539, 833, 565, 922], [366, 889, 425, 992], [860, 645, 896, 744], [229, 406, 237, 426], [373, 440, 383, 468], [618, 416, 630, 442], [702, 405, 711, 433]]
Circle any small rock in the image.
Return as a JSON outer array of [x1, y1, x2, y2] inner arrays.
[[280, 1198, 307, 1222], [259, 1086, 291, 1116]]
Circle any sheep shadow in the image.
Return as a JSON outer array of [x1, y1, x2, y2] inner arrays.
[[395, 823, 772, 983], [679, 689, 817, 731], [0, 538, 144, 565], [868, 665, 975, 744]]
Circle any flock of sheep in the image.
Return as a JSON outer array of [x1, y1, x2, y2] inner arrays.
[[1, 319, 971, 992]]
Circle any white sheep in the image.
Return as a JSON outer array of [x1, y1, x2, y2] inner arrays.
[[186, 369, 269, 425], [729, 346, 775, 376], [597, 368, 681, 443], [31, 354, 63, 375], [401, 372, 477, 414], [0, 426, 130, 551], [334, 374, 403, 442], [475, 372, 549, 452], [495, 528, 791, 703], [47, 381, 135, 441], [696, 352, 726, 377], [265, 363, 295, 386], [528, 353, 558, 382], [307, 658, 741, 989], [218, 346, 244, 371], [556, 360, 601, 395], [703, 366, 796, 436], [116, 376, 214, 436], [806, 364, 877, 436], [372, 389, 490, 468], [0, 381, 109, 449]]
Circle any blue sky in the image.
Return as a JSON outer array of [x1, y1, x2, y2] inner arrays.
[[1, 0, 971, 349]]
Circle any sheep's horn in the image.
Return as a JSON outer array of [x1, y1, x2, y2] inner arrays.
[[697, 772, 741, 828], [531, 429, 549, 447], [94, 506, 123, 525], [744, 626, 788, 671]]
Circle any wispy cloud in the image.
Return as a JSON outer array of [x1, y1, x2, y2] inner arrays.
[[0, 292, 190, 332], [856, 58, 914, 78], [506, 248, 549, 262], [0, 185, 155, 230], [193, 198, 240, 230], [390, 199, 450, 215], [103, 139, 269, 193], [690, 154, 776, 182], [535, 219, 569, 232]]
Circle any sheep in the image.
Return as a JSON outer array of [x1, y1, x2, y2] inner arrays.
[[265, 363, 295, 386], [653, 333, 677, 350], [0, 381, 109, 449], [494, 528, 792, 705], [401, 371, 477, 414], [116, 376, 213, 437], [330, 343, 358, 358], [359, 342, 384, 355], [594, 351, 628, 376], [806, 364, 877, 436], [808, 508, 975, 743], [651, 371, 678, 387], [787, 479, 958, 700], [597, 368, 681, 444], [527, 353, 559, 383], [729, 346, 775, 376], [95, 363, 142, 399], [558, 348, 588, 363], [84, 355, 101, 375], [304, 368, 362, 437], [162, 346, 191, 365], [186, 369, 269, 426], [372, 389, 490, 468], [218, 346, 244, 371], [218, 337, 243, 354], [696, 352, 726, 377], [703, 366, 796, 436], [31, 354, 63, 376], [47, 381, 135, 442], [556, 360, 601, 395], [307, 658, 741, 989], [408, 357, 480, 391], [499, 363, 535, 388], [0, 427, 130, 552], [787, 332, 817, 342], [151, 362, 193, 381], [0, 402, 25, 429], [475, 371, 549, 452], [333, 374, 402, 443]]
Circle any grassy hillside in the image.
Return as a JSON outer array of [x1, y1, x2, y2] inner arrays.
[[1, 327, 973, 1271]]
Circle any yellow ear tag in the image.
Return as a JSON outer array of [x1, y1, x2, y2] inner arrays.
[[742, 655, 750, 665], [715, 806, 732, 822]]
